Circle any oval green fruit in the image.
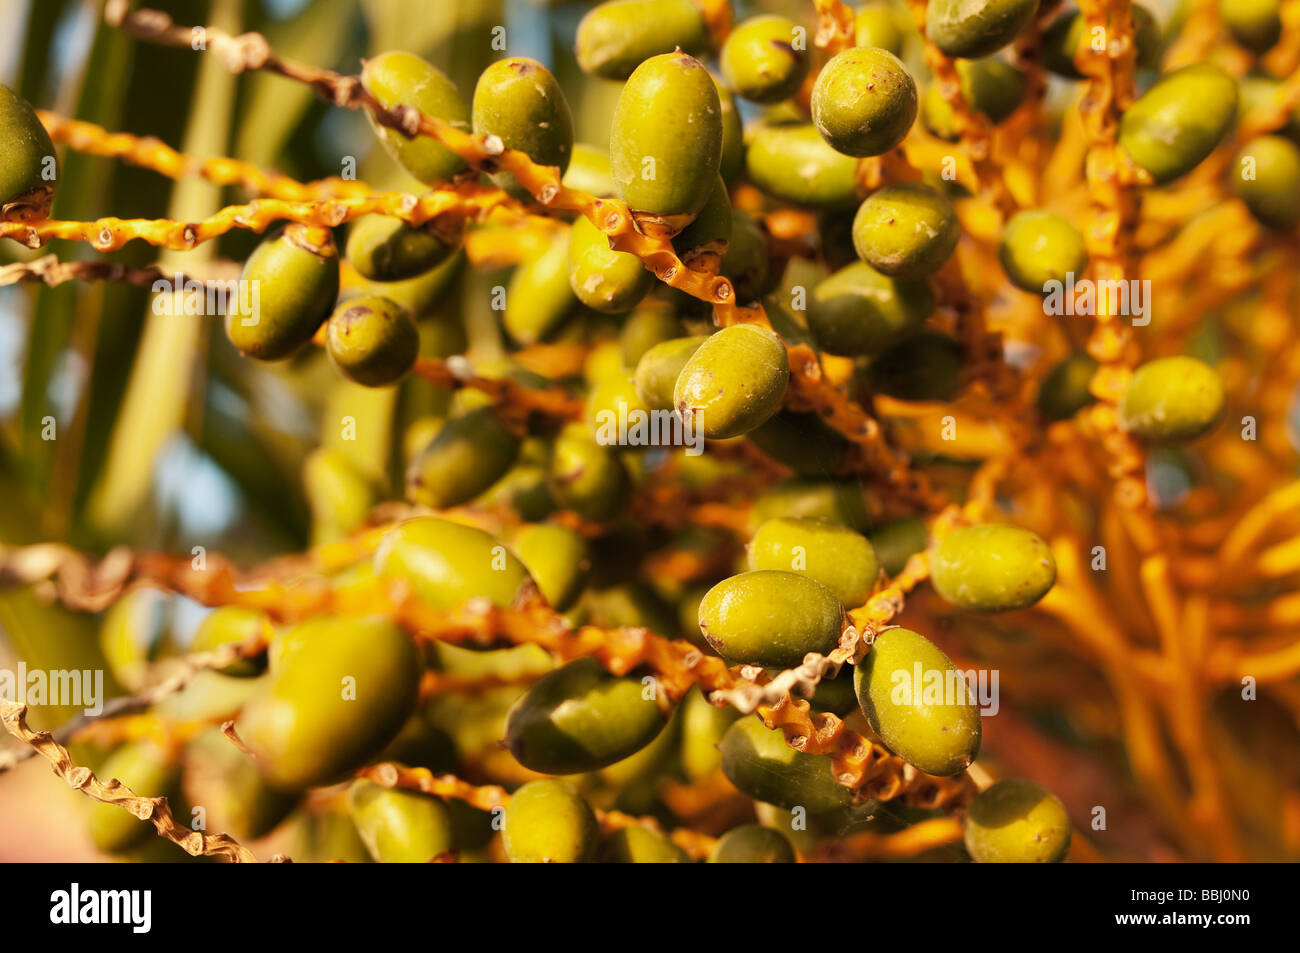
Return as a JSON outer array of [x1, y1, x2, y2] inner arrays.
[[568, 213, 653, 314], [926, 0, 1041, 59], [190, 605, 269, 678], [716, 78, 746, 183], [325, 295, 419, 387], [746, 121, 861, 208], [806, 260, 932, 357], [721, 15, 809, 105], [748, 517, 879, 608], [747, 411, 850, 477], [346, 214, 455, 282], [672, 174, 732, 272], [611, 50, 723, 237], [361, 51, 469, 185], [681, 686, 740, 781], [1118, 355, 1225, 442], [227, 225, 339, 360], [634, 336, 708, 410], [511, 523, 587, 611], [718, 715, 853, 812], [1119, 63, 1238, 184], [674, 324, 789, 440], [185, 728, 296, 840], [698, 570, 844, 667], [868, 517, 929, 577], [502, 779, 598, 863], [964, 778, 1071, 862], [506, 656, 668, 774], [754, 478, 876, 532], [405, 407, 521, 508], [548, 422, 631, 521], [854, 627, 981, 776], [88, 742, 181, 853], [930, 524, 1056, 611], [472, 57, 573, 198], [599, 824, 690, 862], [812, 47, 918, 158], [375, 515, 532, 610], [575, 0, 710, 80], [620, 308, 683, 368], [304, 446, 375, 546], [1043, 5, 1160, 78], [1037, 352, 1098, 421], [998, 209, 1089, 293], [348, 779, 454, 862], [857, 2, 905, 54], [852, 183, 960, 279], [1221, 0, 1282, 53], [0, 83, 57, 219], [708, 823, 796, 862], [1233, 135, 1300, 231], [504, 227, 578, 345]]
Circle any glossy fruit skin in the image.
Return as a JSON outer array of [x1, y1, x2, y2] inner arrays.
[[599, 824, 690, 862], [754, 478, 876, 532], [854, 627, 982, 776], [575, 0, 710, 80], [715, 79, 746, 183], [719, 715, 853, 812], [502, 779, 598, 863], [866, 332, 963, 402], [190, 605, 268, 677], [471, 57, 573, 199], [806, 261, 933, 357], [748, 517, 879, 608], [1118, 356, 1225, 442], [1220, 0, 1282, 53], [562, 142, 617, 197], [852, 183, 960, 279], [745, 122, 860, 208], [964, 778, 1071, 862], [1233, 135, 1300, 231], [325, 295, 419, 387], [930, 524, 1056, 612], [0, 83, 57, 219], [511, 523, 587, 611], [506, 656, 668, 774], [868, 517, 928, 577], [926, 0, 1041, 59], [680, 686, 740, 781], [405, 407, 521, 508], [671, 174, 732, 272], [227, 225, 339, 360], [674, 324, 789, 440], [1119, 64, 1238, 184], [346, 215, 455, 283], [856, 2, 905, 54], [88, 742, 181, 853], [568, 213, 653, 314], [238, 616, 421, 791], [1037, 352, 1098, 421], [709, 823, 795, 862], [1043, 5, 1160, 78], [348, 780, 454, 862], [747, 410, 850, 477], [185, 728, 297, 840], [361, 51, 469, 186], [587, 374, 650, 435], [505, 227, 578, 345], [812, 48, 918, 158], [698, 570, 845, 667], [998, 210, 1089, 293], [634, 336, 707, 410], [548, 422, 631, 521], [375, 516, 533, 610], [721, 15, 809, 105]]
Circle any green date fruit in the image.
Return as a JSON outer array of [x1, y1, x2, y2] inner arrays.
[[325, 295, 419, 387], [998, 210, 1089, 294], [502, 779, 598, 863], [568, 213, 653, 314], [1118, 355, 1225, 442], [806, 261, 932, 357], [0, 83, 57, 219], [930, 524, 1056, 611], [673, 324, 789, 439], [718, 715, 853, 813], [746, 121, 861, 208], [1119, 64, 1237, 184], [852, 183, 960, 279], [1232, 135, 1300, 231], [348, 779, 454, 863], [964, 778, 1071, 862], [405, 407, 521, 508], [511, 523, 588, 611], [698, 570, 845, 667], [926, 0, 1041, 59], [361, 51, 469, 186], [88, 743, 182, 853], [748, 517, 879, 608], [227, 225, 339, 360], [720, 15, 809, 105], [812, 47, 918, 158], [374, 515, 533, 610], [346, 214, 455, 283], [709, 823, 796, 862], [472, 57, 574, 198], [575, 0, 710, 80]]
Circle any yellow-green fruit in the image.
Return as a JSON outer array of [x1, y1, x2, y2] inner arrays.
[[754, 478, 876, 532], [720, 209, 771, 305], [348, 779, 454, 862], [190, 606, 269, 678], [852, 183, 960, 279], [748, 517, 879, 608], [716, 79, 746, 183], [611, 51, 723, 238], [98, 586, 170, 692], [346, 214, 455, 282], [568, 213, 653, 314], [238, 616, 421, 790], [746, 121, 861, 208], [361, 51, 469, 185], [1043, 6, 1160, 78], [587, 374, 650, 436], [930, 524, 1056, 611], [998, 209, 1089, 293], [405, 407, 521, 508], [1220, 0, 1282, 53], [854, 627, 982, 776], [927, 0, 1040, 59], [375, 516, 533, 610], [562, 142, 617, 197], [185, 728, 296, 840], [575, 0, 710, 80], [1119, 64, 1238, 184], [226, 225, 339, 360], [349, 252, 463, 319], [472, 57, 573, 198], [964, 778, 1071, 862], [674, 324, 789, 439], [672, 174, 732, 272], [506, 656, 668, 774], [719, 716, 853, 812], [598, 824, 690, 862], [812, 47, 918, 157], [709, 823, 796, 862], [806, 260, 932, 357], [620, 308, 683, 368], [868, 517, 928, 577], [866, 332, 963, 401], [857, 2, 905, 54], [0, 83, 57, 219], [548, 422, 631, 521], [504, 228, 578, 345], [502, 779, 598, 863], [923, 59, 1026, 140], [1232, 135, 1300, 230], [720, 15, 809, 105], [637, 338, 707, 413], [325, 295, 419, 387], [304, 446, 375, 546], [681, 686, 740, 781], [511, 523, 588, 611], [88, 743, 181, 853], [698, 570, 845, 667], [1037, 352, 1098, 421], [747, 411, 850, 477], [1118, 355, 1226, 442]]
